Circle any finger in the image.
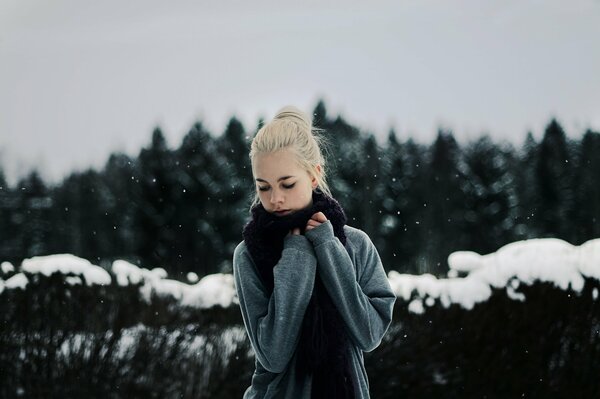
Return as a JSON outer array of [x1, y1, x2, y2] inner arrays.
[[306, 219, 321, 228], [312, 212, 327, 222]]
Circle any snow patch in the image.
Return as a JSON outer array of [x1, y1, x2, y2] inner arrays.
[[448, 251, 482, 272], [187, 272, 199, 283], [111, 260, 236, 309], [1, 261, 14, 274], [389, 238, 600, 313], [5, 273, 28, 290], [182, 273, 237, 308], [65, 276, 83, 286], [21, 254, 111, 286], [408, 299, 424, 314]]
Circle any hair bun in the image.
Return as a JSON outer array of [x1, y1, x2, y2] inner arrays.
[[273, 105, 312, 130]]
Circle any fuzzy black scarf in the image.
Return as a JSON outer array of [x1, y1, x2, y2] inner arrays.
[[242, 190, 357, 399]]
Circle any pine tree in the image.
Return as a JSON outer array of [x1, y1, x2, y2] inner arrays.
[[461, 136, 519, 254], [216, 117, 252, 271], [58, 170, 113, 265], [572, 129, 600, 243], [323, 114, 364, 224], [514, 132, 539, 239], [13, 171, 53, 260], [312, 99, 328, 129], [0, 168, 17, 264], [173, 122, 228, 277], [422, 130, 468, 274], [359, 134, 384, 239], [534, 119, 574, 239], [134, 127, 179, 271], [101, 152, 141, 263], [380, 131, 430, 272]]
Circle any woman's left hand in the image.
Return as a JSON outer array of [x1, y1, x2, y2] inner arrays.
[[306, 212, 327, 231]]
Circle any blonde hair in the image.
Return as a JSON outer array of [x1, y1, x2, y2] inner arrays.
[[249, 105, 332, 207]]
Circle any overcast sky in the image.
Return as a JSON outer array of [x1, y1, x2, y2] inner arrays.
[[1, 0, 599, 186]]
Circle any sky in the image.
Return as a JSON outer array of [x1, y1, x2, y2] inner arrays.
[[1, 0, 599, 186]]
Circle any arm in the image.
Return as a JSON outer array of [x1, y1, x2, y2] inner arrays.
[[233, 235, 317, 373], [305, 221, 396, 352]]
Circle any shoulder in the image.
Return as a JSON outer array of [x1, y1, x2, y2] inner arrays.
[[343, 225, 372, 247], [234, 240, 247, 256], [342, 225, 381, 283], [233, 241, 255, 271], [342, 225, 376, 257]]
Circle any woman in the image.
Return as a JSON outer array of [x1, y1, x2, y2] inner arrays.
[[233, 106, 396, 398]]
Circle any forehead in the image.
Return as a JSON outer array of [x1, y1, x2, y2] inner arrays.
[[253, 149, 305, 179]]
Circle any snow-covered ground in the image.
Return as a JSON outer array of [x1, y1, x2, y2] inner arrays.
[[1, 238, 599, 313]]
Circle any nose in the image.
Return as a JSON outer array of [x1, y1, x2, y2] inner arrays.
[[269, 188, 284, 205]]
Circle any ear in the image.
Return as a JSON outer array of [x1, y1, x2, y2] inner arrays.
[[311, 165, 322, 189]]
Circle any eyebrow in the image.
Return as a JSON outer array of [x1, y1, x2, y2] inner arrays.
[[255, 176, 295, 183]]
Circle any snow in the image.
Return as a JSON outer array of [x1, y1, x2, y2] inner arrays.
[[180, 273, 237, 308], [408, 299, 425, 314], [111, 259, 236, 308], [2, 254, 237, 310], [112, 260, 160, 287], [187, 272, 199, 283], [1, 261, 14, 274], [577, 238, 600, 280], [4, 273, 28, 290], [21, 254, 111, 286], [2, 237, 598, 315], [447, 251, 482, 272], [65, 276, 83, 286], [389, 238, 600, 313]]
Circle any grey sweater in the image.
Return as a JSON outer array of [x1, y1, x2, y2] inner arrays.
[[233, 220, 396, 398]]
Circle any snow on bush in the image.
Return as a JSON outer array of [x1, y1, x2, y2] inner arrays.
[[1, 261, 14, 274], [0, 254, 238, 310], [388, 238, 600, 313], [111, 259, 236, 307], [21, 254, 111, 286], [4, 273, 28, 290], [2, 238, 598, 314]]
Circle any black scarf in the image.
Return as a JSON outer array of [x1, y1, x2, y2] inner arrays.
[[242, 190, 357, 399]]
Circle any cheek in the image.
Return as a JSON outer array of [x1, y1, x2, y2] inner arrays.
[[257, 189, 268, 201], [294, 184, 312, 204]]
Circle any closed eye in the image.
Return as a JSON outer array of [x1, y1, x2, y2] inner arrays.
[[257, 183, 296, 191]]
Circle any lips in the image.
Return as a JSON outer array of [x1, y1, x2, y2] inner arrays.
[[274, 209, 292, 216]]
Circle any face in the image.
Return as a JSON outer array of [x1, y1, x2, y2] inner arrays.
[[253, 148, 320, 216]]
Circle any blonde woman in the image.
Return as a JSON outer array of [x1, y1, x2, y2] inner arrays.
[[233, 106, 396, 398]]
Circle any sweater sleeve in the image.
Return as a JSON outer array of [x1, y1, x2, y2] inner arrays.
[[233, 235, 317, 373], [305, 221, 396, 352]]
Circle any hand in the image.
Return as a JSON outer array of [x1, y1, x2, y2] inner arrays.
[[289, 227, 301, 236], [306, 212, 327, 231]]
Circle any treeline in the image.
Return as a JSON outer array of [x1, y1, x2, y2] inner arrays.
[[1, 101, 599, 278]]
